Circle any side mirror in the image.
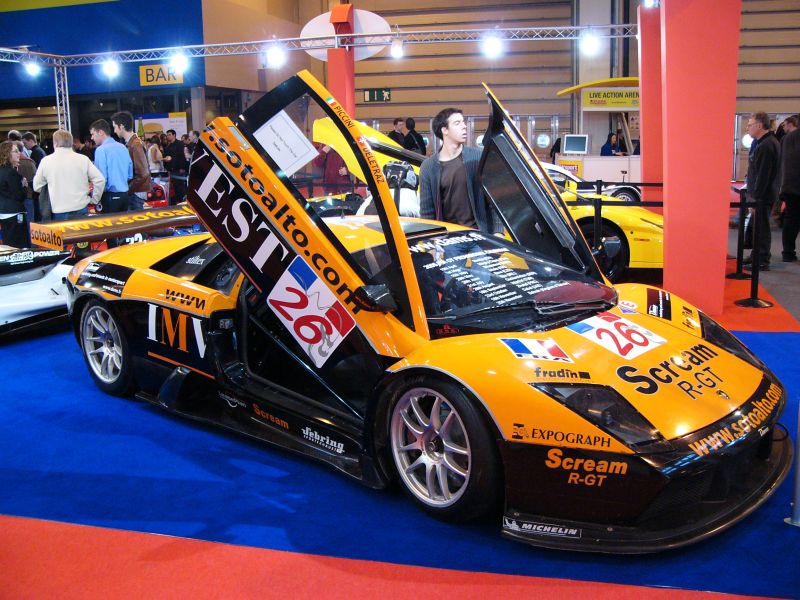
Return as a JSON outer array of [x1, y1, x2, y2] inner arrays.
[[564, 180, 578, 192], [354, 284, 398, 313]]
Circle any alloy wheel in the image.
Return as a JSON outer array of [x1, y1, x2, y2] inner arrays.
[[82, 305, 123, 384], [390, 387, 472, 508]]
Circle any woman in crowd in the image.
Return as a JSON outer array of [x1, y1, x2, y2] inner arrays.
[[146, 135, 164, 173], [0, 140, 30, 247], [600, 133, 625, 156]]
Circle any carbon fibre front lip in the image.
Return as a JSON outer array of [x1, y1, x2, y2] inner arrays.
[[501, 430, 792, 553]]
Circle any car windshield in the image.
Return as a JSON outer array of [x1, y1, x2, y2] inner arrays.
[[349, 228, 616, 332]]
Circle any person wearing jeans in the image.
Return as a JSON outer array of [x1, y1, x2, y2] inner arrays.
[[32, 129, 104, 222]]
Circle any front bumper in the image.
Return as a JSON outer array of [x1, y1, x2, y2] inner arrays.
[[502, 429, 791, 553], [499, 375, 793, 553]]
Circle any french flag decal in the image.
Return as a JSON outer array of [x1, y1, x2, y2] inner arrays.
[[499, 338, 573, 363], [268, 257, 356, 368]]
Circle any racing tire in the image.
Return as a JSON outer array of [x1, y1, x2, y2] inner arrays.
[[79, 300, 134, 396], [579, 220, 629, 283], [386, 376, 501, 522], [611, 187, 640, 203]]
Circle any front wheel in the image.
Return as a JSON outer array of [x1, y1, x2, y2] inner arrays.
[[580, 221, 630, 283], [387, 377, 500, 521], [611, 187, 640, 203], [80, 300, 134, 396]]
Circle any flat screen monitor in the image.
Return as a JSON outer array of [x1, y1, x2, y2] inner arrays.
[[563, 134, 589, 154]]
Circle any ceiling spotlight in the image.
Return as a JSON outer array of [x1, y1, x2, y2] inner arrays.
[[579, 29, 601, 56], [390, 38, 404, 59], [169, 53, 190, 75], [23, 61, 41, 76], [265, 44, 287, 69], [101, 58, 120, 78], [482, 35, 503, 59], [642, 0, 660, 7]]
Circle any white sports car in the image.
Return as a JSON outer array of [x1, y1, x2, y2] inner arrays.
[[543, 162, 641, 203], [0, 246, 72, 335]]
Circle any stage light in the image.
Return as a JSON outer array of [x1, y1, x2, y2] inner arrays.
[[390, 38, 404, 59], [265, 44, 287, 69], [170, 53, 189, 75], [482, 35, 503, 59], [742, 134, 753, 149], [23, 61, 41, 76], [579, 29, 601, 56], [101, 58, 120, 78]]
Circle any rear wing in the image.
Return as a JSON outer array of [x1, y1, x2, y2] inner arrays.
[[29, 206, 199, 250]]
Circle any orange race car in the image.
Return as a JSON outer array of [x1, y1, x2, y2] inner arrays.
[[64, 71, 791, 552]]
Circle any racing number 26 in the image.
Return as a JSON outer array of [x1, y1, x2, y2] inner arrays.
[[269, 287, 332, 344], [595, 321, 649, 357]]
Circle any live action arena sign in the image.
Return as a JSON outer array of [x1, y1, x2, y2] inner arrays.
[[581, 87, 640, 111]]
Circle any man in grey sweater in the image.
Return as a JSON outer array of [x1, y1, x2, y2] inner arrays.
[[419, 108, 496, 234]]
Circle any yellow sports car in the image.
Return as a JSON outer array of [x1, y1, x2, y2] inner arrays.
[[559, 185, 663, 281], [64, 71, 790, 552]]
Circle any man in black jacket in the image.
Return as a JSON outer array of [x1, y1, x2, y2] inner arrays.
[[745, 112, 781, 270], [162, 129, 188, 204], [403, 118, 427, 156], [780, 115, 800, 261], [21, 132, 46, 166]]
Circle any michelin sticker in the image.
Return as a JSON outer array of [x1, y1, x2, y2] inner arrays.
[[566, 311, 665, 359]]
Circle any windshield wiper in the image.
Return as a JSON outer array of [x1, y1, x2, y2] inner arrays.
[[455, 299, 542, 318], [534, 298, 616, 315]]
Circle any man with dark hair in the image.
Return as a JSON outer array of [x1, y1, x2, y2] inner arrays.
[[90, 118, 132, 216], [744, 111, 781, 270], [112, 110, 151, 211], [162, 128, 188, 203], [780, 115, 800, 262], [419, 107, 495, 233], [22, 132, 46, 166], [13, 141, 37, 222], [186, 130, 200, 157], [403, 117, 427, 155], [387, 118, 405, 146]]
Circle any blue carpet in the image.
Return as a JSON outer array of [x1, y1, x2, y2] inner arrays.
[[0, 328, 798, 597]]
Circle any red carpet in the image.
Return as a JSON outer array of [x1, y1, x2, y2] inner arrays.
[[0, 516, 775, 599], [716, 261, 800, 332]]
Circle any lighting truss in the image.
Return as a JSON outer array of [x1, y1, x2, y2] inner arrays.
[[0, 23, 637, 133], [0, 24, 637, 68]]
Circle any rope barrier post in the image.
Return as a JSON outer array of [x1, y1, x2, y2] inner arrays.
[[592, 194, 602, 248], [785, 395, 800, 527], [734, 193, 772, 308], [727, 186, 750, 280]]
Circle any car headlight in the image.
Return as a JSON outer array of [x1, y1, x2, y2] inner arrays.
[[699, 312, 765, 371], [535, 384, 674, 453]]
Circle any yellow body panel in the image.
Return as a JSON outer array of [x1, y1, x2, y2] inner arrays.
[[391, 301, 765, 445], [564, 194, 664, 268]]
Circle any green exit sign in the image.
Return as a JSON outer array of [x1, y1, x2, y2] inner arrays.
[[364, 88, 391, 102]]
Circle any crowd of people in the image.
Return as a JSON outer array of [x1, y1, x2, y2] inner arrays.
[[745, 112, 800, 270], [386, 117, 428, 155], [0, 119, 202, 247], [2, 108, 797, 270]]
